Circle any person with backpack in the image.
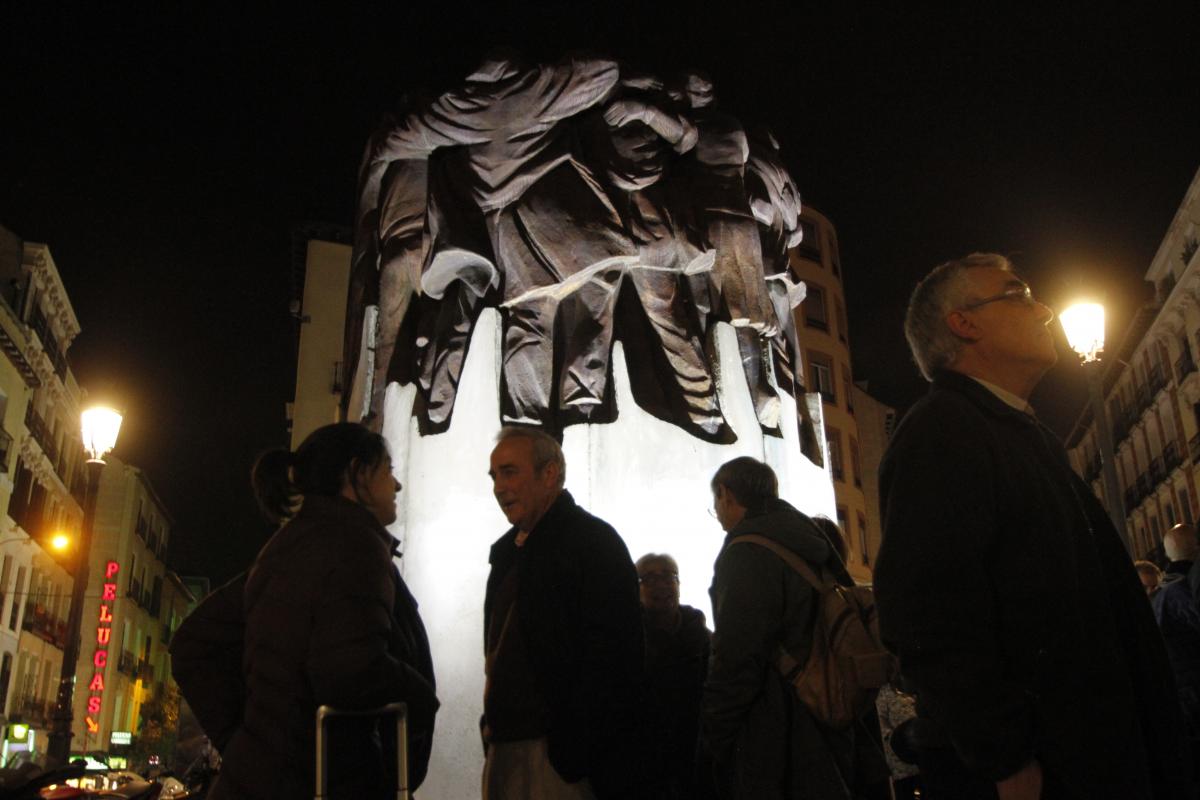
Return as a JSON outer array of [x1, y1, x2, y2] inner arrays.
[[702, 456, 889, 799]]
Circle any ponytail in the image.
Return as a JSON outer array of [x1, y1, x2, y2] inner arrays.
[[251, 448, 297, 524], [251, 423, 389, 524]]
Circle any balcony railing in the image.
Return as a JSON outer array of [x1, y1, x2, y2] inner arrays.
[[23, 405, 57, 466], [9, 696, 52, 727], [20, 606, 67, 649]]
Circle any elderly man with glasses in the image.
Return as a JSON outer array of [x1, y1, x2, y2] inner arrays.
[[874, 253, 1190, 799]]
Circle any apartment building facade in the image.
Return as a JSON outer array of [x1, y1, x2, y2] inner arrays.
[[1067, 167, 1200, 560], [70, 455, 194, 757], [788, 206, 879, 580]]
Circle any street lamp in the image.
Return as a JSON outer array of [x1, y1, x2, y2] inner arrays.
[[46, 405, 122, 767], [0, 535, 69, 552], [1060, 302, 1131, 555]]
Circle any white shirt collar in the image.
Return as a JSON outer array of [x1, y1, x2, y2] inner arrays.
[[969, 376, 1035, 416]]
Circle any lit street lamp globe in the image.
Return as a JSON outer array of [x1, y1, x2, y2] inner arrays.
[[1060, 302, 1106, 363]]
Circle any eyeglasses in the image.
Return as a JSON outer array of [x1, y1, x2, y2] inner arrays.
[[638, 572, 679, 585], [961, 284, 1035, 311]]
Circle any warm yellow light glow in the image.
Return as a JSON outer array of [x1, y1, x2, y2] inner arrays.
[[81, 406, 122, 462], [9, 723, 28, 740], [1060, 302, 1106, 362], [50, 533, 70, 552]]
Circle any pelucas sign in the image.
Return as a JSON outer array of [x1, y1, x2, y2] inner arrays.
[[85, 560, 119, 734]]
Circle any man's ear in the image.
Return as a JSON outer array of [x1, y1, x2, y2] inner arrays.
[[541, 460, 561, 487], [945, 310, 981, 342]]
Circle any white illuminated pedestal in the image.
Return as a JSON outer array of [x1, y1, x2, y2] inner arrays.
[[382, 308, 835, 799]]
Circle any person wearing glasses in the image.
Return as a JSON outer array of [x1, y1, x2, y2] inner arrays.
[[874, 253, 1189, 799], [636, 553, 712, 799]]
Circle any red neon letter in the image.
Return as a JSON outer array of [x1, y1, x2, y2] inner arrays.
[[102, 583, 117, 601], [88, 673, 104, 692], [87, 696, 101, 714], [96, 628, 111, 646], [93, 650, 107, 668], [98, 605, 112, 623], [105, 561, 119, 579]]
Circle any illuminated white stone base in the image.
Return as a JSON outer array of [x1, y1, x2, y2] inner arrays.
[[382, 307, 835, 799]]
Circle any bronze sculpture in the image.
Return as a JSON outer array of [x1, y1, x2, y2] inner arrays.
[[347, 54, 814, 445]]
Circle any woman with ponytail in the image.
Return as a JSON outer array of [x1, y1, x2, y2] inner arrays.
[[207, 422, 438, 800]]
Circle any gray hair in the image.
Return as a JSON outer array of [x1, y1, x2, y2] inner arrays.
[[904, 252, 1014, 381], [635, 553, 680, 577], [495, 426, 566, 488], [711, 457, 778, 514]]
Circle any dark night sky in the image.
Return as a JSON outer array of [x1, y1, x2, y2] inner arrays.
[[1, 4, 1197, 583]]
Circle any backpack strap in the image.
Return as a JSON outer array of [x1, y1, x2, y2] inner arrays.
[[726, 534, 832, 591], [727, 534, 830, 683]]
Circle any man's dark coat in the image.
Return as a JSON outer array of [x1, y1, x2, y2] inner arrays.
[[1154, 561, 1200, 726], [703, 497, 888, 800], [484, 489, 644, 799], [206, 495, 438, 800], [643, 604, 711, 798], [874, 370, 1189, 798]]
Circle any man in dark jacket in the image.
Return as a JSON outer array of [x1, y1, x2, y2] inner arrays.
[[703, 456, 887, 799], [1154, 524, 1200, 757], [636, 553, 712, 799], [483, 426, 644, 799], [875, 253, 1190, 799]]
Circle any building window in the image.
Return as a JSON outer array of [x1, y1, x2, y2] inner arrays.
[[0, 652, 11, 716], [8, 568, 25, 631], [797, 218, 821, 262], [827, 428, 844, 482], [843, 365, 854, 414], [837, 298, 848, 343], [809, 352, 835, 405], [1180, 488, 1193, 525], [1166, 500, 1177, 528], [804, 284, 828, 331], [850, 437, 862, 487], [857, 513, 869, 566], [836, 505, 848, 536]]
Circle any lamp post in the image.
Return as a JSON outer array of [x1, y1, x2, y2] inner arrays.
[[1060, 302, 1131, 555], [46, 406, 122, 768]]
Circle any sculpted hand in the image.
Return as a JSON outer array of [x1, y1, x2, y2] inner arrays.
[[604, 99, 648, 128], [996, 759, 1042, 800]]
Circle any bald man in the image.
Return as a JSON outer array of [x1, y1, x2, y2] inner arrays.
[[1155, 525, 1200, 745]]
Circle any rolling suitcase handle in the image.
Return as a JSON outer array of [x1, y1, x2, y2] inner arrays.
[[315, 701, 409, 800]]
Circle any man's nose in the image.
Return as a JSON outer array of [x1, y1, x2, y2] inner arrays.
[[1036, 300, 1055, 324]]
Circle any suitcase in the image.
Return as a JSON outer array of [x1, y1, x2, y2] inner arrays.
[[314, 701, 409, 800]]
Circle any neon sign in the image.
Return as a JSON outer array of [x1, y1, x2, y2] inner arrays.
[[85, 560, 119, 734]]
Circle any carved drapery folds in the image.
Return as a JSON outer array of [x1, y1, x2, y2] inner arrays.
[[347, 53, 816, 446]]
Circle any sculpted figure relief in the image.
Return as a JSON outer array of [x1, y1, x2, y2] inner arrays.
[[347, 53, 814, 445]]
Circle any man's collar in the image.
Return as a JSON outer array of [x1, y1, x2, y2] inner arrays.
[[968, 376, 1036, 416], [931, 370, 1038, 422]]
